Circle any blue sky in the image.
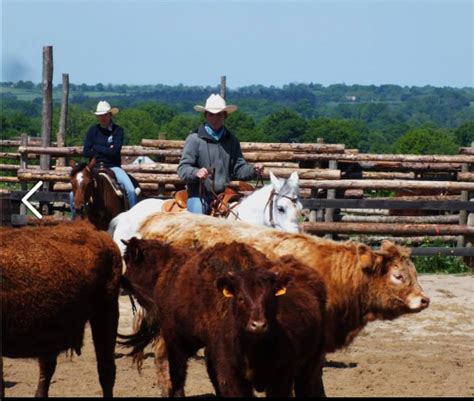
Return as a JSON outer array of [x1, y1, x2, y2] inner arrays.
[[1, 0, 473, 89]]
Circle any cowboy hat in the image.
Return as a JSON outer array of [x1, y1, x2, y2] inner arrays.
[[93, 100, 119, 116], [194, 94, 237, 114]]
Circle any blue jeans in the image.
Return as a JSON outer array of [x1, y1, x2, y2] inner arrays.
[[111, 167, 138, 209], [69, 191, 76, 218], [187, 196, 211, 214]]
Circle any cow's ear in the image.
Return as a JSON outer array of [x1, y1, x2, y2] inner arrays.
[[69, 159, 76, 168], [357, 243, 386, 274], [274, 272, 291, 296], [216, 274, 235, 298], [124, 237, 142, 263]]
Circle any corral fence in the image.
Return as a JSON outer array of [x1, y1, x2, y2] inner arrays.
[[2, 134, 474, 265]]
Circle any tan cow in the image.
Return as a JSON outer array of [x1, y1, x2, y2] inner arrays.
[[136, 211, 429, 395]]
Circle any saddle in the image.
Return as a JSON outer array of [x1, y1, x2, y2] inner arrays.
[[162, 190, 188, 212], [161, 181, 255, 215], [210, 181, 255, 217], [93, 166, 141, 209]]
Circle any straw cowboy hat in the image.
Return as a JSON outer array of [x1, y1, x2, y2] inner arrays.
[[93, 100, 119, 116], [194, 94, 237, 114]]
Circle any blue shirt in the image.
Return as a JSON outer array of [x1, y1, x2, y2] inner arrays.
[[83, 123, 124, 167]]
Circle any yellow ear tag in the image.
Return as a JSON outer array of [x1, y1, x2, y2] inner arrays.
[[223, 288, 233, 298], [275, 287, 287, 296]]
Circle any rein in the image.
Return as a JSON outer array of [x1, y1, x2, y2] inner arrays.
[[264, 189, 300, 228]]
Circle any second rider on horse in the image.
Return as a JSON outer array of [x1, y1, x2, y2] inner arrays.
[[69, 100, 138, 217], [177, 94, 264, 215]]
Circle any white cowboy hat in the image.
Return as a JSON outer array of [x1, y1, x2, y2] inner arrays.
[[194, 94, 237, 114], [93, 100, 119, 116]]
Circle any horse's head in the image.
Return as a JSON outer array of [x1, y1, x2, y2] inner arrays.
[[70, 157, 96, 216], [267, 171, 303, 233]]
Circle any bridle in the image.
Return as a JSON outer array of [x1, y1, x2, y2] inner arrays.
[[264, 189, 300, 228], [73, 165, 103, 215]]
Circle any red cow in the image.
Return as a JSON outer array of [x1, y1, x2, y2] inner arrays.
[[137, 212, 430, 395], [119, 238, 327, 397], [0, 220, 122, 397]]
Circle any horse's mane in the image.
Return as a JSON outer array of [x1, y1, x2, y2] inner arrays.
[[70, 162, 88, 177]]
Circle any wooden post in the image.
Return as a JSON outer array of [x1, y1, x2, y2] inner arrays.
[[324, 159, 337, 239], [220, 76, 226, 100], [19, 133, 29, 216], [56, 73, 69, 167], [309, 138, 325, 223], [464, 141, 474, 268], [41, 46, 53, 195]]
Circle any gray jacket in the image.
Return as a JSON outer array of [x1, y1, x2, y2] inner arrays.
[[177, 124, 256, 197]]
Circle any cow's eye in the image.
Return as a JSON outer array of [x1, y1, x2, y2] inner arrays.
[[391, 273, 405, 284], [237, 296, 244, 304], [277, 206, 285, 213]]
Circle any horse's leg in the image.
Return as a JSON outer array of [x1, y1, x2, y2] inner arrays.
[[35, 353, 58, 397]]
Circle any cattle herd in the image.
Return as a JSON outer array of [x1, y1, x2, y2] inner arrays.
[[0, 210, 431, 397]]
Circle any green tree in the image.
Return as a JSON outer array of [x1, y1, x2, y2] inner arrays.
[[1, 111, 40, 138], [114, 109, 160, 145], [258, 109, 308, 143], [225, 110, 257, 141], [304, 117, 368, 149], [453, 121, 474, 147], [137, 102, 176, 131], [393, 127, 458, 155], [162, 114, 202, 140], [61, 104, 92, 146]]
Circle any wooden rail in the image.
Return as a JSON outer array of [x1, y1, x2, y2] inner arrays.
[[3, 136, 474, 265]]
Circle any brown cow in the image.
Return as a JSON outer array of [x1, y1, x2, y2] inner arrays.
[[119, 238, 327, 397], [137, 212, 430, 395], [0, 220, 122, 397]]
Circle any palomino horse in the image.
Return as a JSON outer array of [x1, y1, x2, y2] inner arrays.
[[108, 171, 302, 258], [70, 157, 141, 231]]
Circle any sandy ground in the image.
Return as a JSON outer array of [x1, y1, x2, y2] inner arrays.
[[3, 273, 473, 397]]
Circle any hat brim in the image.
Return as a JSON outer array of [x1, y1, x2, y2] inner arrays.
[[194, 105, 237, 114], [93, 107, 119, 116]]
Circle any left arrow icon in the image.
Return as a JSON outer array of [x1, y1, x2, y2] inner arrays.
[[22, 180, 43, 219]]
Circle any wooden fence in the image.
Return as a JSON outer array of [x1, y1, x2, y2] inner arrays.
[[2, 134, 474, 260]]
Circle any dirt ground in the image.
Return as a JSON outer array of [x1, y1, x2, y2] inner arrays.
[[3, 273, 473, 397]]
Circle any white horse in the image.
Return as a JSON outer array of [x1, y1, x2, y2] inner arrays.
[[108, 171, 302, 257]]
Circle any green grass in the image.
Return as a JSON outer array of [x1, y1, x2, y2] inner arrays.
[[414, 255, 471, 274], [410, 238, 472, 274]]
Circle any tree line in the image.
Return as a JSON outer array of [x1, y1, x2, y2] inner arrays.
[[1, 82, 474, 155]]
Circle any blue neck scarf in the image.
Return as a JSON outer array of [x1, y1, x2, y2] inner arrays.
[[204, 123, 225, 142]]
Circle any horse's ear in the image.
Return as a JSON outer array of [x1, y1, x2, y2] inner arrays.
[[288, 171, 299, 185], [69, 159, 76, 168], [88, 157, 96, 169], [269, 171, 283, 191]]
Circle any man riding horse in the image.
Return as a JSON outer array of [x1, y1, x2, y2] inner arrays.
[[177, 94, 264, 214], [69, 100, 138, 219]]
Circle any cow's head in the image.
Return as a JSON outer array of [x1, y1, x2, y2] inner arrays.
[[357, 240, 430, 320], [216, 268, 290, 337]]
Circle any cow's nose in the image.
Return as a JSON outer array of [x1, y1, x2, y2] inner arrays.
[[248, 320, 267, 333], [420, 295, 430, 308]]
